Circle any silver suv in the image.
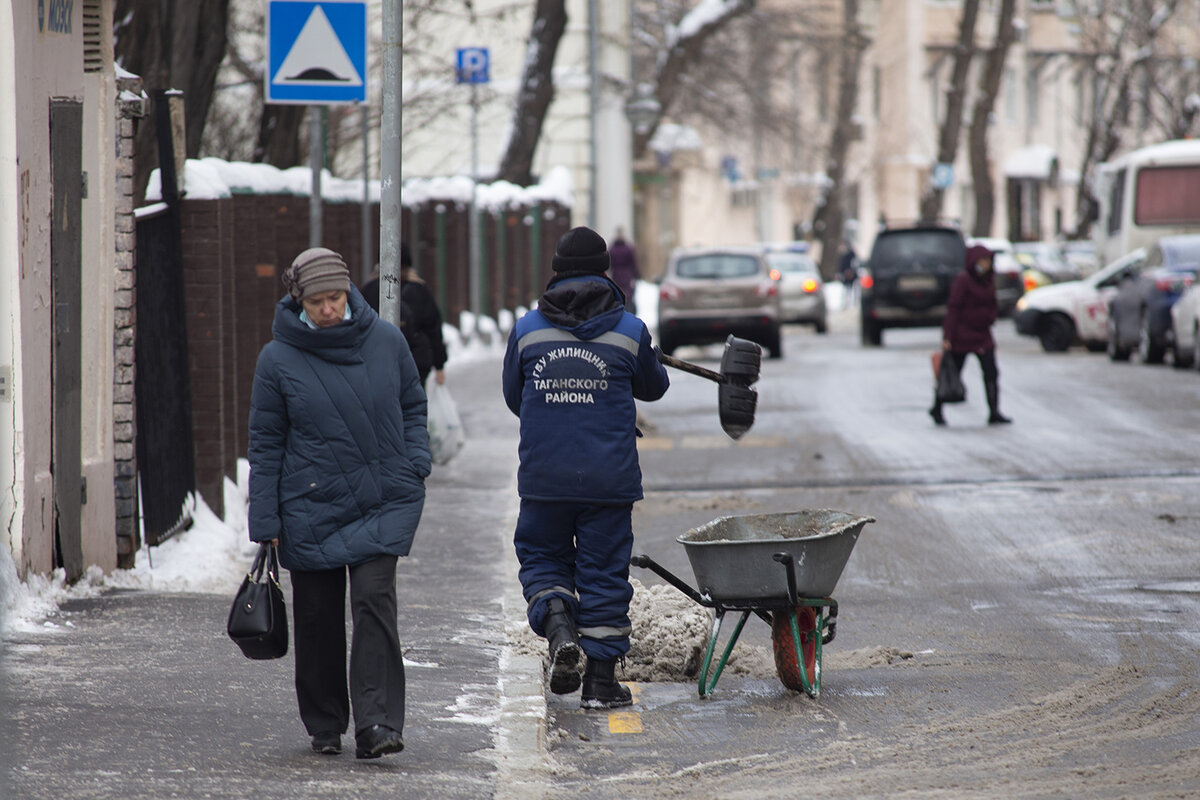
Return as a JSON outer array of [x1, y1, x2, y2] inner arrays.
[[658, 246, 783, 358]]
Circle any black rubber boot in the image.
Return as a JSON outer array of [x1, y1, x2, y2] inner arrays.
[[543, 598, 581, 694], [985, 381, 1011, 424], [580, 658, 632, 709], [929, 402, 946, 426]]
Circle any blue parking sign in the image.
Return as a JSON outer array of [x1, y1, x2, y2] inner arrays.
[[457, 48, 490, 84]]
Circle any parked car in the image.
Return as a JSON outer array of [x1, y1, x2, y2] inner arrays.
[[761, 242, 827, 333], [1169, 281, 1200, 369], [967, 237, 1024, 316], [859, 225, 966, 346], [1061, 239, 1098, 277], [658, 245, 784, 358], [1107, 235, 1200, 363], [1013, 241, 1081, 284], [1014, 248, 1146, 352]]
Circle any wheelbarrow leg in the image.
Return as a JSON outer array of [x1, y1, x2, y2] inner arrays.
[[698, 609, 751, 698]]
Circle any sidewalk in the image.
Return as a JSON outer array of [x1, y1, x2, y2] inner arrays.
[[2, 353, 548, 800]]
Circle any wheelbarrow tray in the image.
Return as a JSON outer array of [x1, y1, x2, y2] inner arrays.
[[678, 509, 874, 602]]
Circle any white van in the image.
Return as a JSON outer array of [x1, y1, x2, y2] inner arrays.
[[1093, 140, 1200, 267]]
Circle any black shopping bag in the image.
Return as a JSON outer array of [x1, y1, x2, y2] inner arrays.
[[934, 351, 966, 404]]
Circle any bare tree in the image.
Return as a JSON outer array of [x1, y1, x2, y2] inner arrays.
[[1071, 0, 1180, 239], [495, 0, 569, 185], [632, 0, 759, 159], [814, 0, 868, 280], [918, 0, 981, 224], [115, 0, 231, 202], [967, 0, 1017, 237]]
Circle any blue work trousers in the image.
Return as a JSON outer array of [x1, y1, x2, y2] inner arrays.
[[514, 499, 634, 661]]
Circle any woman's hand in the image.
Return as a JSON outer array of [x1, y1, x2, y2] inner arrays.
[[942, 339, 952, 351], [435, 369, 446, 386]]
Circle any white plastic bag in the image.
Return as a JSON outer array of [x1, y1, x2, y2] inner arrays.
[[425, 377, 465, 465]]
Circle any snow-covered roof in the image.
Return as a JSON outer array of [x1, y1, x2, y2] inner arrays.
[[1004, 144, 1057, 180], [649, 123, 702, 154]]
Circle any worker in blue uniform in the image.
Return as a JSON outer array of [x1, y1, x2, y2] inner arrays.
[[502, 226, 670, 708]]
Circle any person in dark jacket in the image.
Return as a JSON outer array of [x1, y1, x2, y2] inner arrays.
[[930, 243, 1012, 426], [361, 243, 449, 387], [248, 247, 431, 760], [607, 229, 640, 315], [502, 226, 670, 709]]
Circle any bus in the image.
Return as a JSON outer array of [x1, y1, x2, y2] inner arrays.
[[1093, 139, 1200, 267]]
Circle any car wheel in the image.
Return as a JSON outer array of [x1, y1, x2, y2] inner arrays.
[[1036, 313, 1074, 352], [815, 317, 828, 335], [1193, 324, 1200, 372], [1107, 314, 1130, 361], [657, 334, 676, 357], [861, 317, 882, 347], [766, 327, 783, 360], [1137, 311, 1165, 364], [1172, 322, 1194, 368]]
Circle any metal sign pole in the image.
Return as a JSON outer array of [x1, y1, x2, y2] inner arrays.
[[308, 106, 323, 247], [469, 81, 481, 318], [379, 0, 403, 327], [361, 104, 372, 285]]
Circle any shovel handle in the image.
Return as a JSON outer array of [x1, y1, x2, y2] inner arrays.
[[656, 350, 724, 384]]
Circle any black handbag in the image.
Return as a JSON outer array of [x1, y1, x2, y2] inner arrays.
[[934, 351, 967, 404], [227, 543, 289, 660]]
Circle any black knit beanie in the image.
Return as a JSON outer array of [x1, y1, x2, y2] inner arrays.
[[552, 226, 610, 274]]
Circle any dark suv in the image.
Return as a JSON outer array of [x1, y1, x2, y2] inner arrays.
[[860, 225, 966, 346]]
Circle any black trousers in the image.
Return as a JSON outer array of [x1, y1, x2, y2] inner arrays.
[[290, 555, 405, 737], [933, 348, 1001, 412]]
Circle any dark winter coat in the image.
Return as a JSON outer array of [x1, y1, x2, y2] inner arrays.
[[942, 250, 998, 354], [248, 285, 431, 572], [502, 274, 669, 504], [400, 275, 448, 384], [607, 239, 639, 305]]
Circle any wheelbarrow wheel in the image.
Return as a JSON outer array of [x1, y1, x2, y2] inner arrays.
[[771, 606, 817, 692]]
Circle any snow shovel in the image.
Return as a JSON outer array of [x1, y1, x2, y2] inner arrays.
[[656, 335, 761, 440]]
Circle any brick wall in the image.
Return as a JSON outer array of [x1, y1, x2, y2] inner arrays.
[[114, 73, 146, 567]]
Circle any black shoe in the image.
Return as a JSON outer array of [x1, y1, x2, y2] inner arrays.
[[310, 731, 342, 755], [580, 658, 632, 710], [355, 724, 404, 759], [929, 406, 946, 426], [987, 412, 1012, 425], [544, 598, 581, 695]]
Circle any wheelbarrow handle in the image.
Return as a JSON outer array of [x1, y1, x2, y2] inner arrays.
[[772, 552, 801, 607], [631, 554, 713, 608], [656, 350, 724, 384]]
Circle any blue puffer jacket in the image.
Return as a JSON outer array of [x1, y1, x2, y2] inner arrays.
[[248, 286, 431, 571], [502, 274, 670, 504]]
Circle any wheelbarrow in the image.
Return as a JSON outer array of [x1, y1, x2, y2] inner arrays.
[[631, 509, 874, 699]]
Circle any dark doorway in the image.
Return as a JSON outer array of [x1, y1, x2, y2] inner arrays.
[[50, 98, 84, 581]]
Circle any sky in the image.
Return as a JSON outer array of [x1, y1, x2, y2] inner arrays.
[[0, 281, 674, 638]]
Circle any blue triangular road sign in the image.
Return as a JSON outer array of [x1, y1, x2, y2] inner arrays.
[[267, 1, 367, 105]]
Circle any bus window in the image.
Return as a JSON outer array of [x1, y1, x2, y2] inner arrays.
[[1135, 165, 1200, 225]]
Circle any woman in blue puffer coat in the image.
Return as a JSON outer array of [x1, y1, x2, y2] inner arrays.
[[248, 247, 430, 760]]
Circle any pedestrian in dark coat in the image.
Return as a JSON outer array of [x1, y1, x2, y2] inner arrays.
[[399, 242, 449, 388], [929, 243, 1012, 426], [502, 226, 670, 710], [248, 247, 430, 760], [607, 230, 640, 315]]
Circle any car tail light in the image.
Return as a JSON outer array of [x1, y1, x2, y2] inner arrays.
[[802, 277, 819, 294], [860, 273, 874, 290], [768, 268, 782, 281], [659, 282, 682, 302], [1156, 275, 1193, 293], [1023, 274, 1039, 292]]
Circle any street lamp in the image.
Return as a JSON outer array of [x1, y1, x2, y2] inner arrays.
[[625, 83, 660, 137]]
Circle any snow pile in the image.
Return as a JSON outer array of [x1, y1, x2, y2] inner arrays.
[[144, 158, 574, 211]]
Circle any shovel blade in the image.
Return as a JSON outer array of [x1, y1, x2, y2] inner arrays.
[[718, 383, 757, 440], [720, 336, 762, 388]]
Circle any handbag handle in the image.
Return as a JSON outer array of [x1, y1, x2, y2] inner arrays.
[[248, 542, 282, 588]]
